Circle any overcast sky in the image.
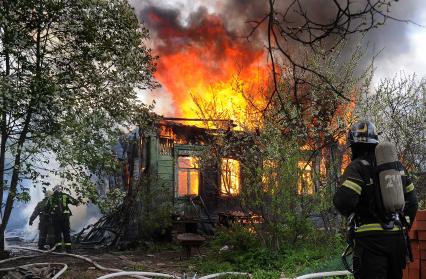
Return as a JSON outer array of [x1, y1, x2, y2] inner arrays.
[[131, 0, 426, 114]]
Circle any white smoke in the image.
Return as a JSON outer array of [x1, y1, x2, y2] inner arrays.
[[6, 155, 102, 243]]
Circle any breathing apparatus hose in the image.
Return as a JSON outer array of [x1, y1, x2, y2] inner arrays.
[[341, 244, 354, 273], [341, 213, 356, 273]]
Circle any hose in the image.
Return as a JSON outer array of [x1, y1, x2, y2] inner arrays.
[[0, 244, 59, 265], [96, 271, 180, 279], [5, 246, 150, 279], [0, 262, 68, 279], [96, 271, 252, 279], [293, 270, 351, 279], [3, 246, 352, 279], [198, 272, 250, 278], [7, 245, 122, 273]]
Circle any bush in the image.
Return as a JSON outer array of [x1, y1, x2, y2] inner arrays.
[[210, 225, 261, 252], [194, 228, 347, 277]]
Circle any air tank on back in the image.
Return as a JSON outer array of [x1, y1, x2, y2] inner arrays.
[[375, 142, 405, 213]]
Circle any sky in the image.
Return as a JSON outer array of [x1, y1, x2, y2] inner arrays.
[[131, 0, 426, 116]]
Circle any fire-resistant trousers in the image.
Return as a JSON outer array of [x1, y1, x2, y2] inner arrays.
[[53, 216, 72, 250], [38, 217, 50, 249], [353, 233, 407, 279]]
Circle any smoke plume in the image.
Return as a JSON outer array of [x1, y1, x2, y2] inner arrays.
[[131, 0, 423, 114]]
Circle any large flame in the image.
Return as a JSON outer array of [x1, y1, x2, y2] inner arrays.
[[144, 8, 270, 128]]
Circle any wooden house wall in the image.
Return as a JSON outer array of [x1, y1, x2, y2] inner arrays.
[[130, 127, 254, 219]]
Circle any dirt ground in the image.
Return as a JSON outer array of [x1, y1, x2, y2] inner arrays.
[[0, 242, 207, 279]]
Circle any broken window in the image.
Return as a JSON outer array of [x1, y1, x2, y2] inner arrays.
[[220, 158, 240, 196], [160, 138, 173, 156], [177, 156, 200, 197], [297, 161, 314, 195]]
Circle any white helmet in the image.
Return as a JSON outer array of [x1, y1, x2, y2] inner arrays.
[[53, 185, 63, 192], [45, 190, 53, 197]]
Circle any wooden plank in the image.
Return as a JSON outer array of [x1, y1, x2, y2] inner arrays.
[[159, 173, 173, 180], [159, 154, 173, 161], [158, 160, 174, 168]]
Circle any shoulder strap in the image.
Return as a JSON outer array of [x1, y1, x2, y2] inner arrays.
[[375, 161, 403, 173], [364, 157, 389, 224]]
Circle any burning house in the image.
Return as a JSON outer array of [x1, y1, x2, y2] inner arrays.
[[93, 2, 353, 238], [115, 117, 252, 227], [112, 116, 348, 229]]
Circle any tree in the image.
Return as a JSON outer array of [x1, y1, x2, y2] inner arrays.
[[356, 74, 426, 201], [0, 0, 156, 251], [191, 42, 371, 249], [248, 0, 412, 114]]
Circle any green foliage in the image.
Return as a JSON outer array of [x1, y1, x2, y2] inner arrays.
[[193, 42, 370, 252], [136, 176, 174, 239], [234, 125, 319, 249], [194, 228, 347, 277], [131, 263, 147, 271], [96, 188, 127, 215], [356, 74, 426, 205], [0, 0, 157, 241], [211, 225, 261, 252]]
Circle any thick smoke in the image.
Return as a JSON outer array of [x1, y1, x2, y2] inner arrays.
[[131, 0, 425, 85], [6, 158, 101, 243], [140, 4, 266, 58]]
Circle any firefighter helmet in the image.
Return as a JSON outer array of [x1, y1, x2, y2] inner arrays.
[[45, 190, 53, 197], [53, 185, 63, 192], [347, 120, 379, 147]]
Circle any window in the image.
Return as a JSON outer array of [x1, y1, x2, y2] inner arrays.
[[177, 156, 199, 197], [221, 158, 240, 196], [297, 161, 314, 195]]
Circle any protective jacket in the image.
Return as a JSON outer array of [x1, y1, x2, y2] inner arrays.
[[29, 198, 51, 225], [48, 192, 79, 216], [29, 197, 52, 249], [333, 155, 417, 234], [48, 191, 79, 252]]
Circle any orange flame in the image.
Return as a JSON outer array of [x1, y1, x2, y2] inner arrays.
[[146, 9, 270, 128]]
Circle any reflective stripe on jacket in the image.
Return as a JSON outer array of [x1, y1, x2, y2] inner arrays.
[[49, 192, 78, 216], [355, 223, 401, 233]]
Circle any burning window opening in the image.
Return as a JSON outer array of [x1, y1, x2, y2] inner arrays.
[[297, 160, 314, 195], [160, 138, 173, 156], [177, 156, 200, 197], [221, 158, 240, 197]]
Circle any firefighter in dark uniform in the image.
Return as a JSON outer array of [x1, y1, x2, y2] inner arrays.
[[49, 185, 79, 252], [334, 120, 418, 279], [29, 190, 53, 250]]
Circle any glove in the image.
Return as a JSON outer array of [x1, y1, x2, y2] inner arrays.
[[29, 220, 33, 226]]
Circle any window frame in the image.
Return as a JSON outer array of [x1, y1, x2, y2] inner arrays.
[[220, 158, 241, 197], [176, 156, 200, 197]]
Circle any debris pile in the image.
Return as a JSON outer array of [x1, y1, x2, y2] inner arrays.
[[3, 264, 62, 279]]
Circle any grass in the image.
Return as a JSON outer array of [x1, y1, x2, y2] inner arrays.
[[191, 227, 351, 279]]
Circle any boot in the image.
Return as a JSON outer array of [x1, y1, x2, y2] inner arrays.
[[54, 244, 63, 252]]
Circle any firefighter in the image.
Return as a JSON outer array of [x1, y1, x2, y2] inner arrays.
[[333, 120, 418, 279], [49, 185, 79, 252], [29, 190, 53, 250]]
